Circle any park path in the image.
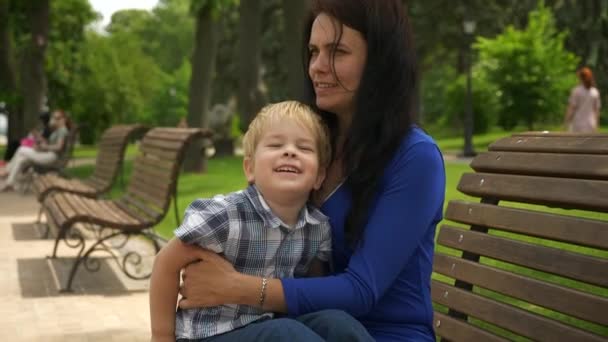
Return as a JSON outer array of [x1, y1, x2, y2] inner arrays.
[[0, 190, 151, 341]]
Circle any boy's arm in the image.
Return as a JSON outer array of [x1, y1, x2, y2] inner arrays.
[[149, 238, 202, 341]]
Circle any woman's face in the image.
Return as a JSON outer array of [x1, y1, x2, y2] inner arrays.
[[308, 13, 367, 121], [50, 111, 64, 128]]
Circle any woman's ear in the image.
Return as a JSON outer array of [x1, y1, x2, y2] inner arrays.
[[243, 157, 255, 184]]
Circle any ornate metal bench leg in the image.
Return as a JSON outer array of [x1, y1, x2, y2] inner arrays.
[[41, 223, 51, 239], [36, 206, 43, 223], [60, 231, 124, 292], [49, 226, 66, 259]]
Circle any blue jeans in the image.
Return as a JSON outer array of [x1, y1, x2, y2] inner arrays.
[[185, 309, 374, 341]]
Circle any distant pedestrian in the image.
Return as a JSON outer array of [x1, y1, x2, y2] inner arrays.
[[565, 67, 601, 133]]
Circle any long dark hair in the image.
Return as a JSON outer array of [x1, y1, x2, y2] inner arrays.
[[302, 0, 418, 246]]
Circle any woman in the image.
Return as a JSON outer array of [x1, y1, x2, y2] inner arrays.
[[176, 1, 445, 341], [565, 67, 601, 133], [0, 109, 70, 191]]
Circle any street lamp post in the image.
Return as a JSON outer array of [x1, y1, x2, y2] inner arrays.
[[462, 17, 476, 157]]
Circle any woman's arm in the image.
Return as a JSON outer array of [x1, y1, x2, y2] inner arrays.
[[38, 136, 65, 153], [180, 141, 445, 317], [149, 238, 202, 341], [565, 88, 578, 127], [564, 104, 575, 125], [178, 248, 288, 312]]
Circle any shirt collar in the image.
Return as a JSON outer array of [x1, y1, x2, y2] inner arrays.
[[244, 184, 328, 230]]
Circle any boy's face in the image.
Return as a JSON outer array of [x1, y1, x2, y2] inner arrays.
[[244, 119, 326, 201]]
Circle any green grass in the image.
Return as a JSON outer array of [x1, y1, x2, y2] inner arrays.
[[72, 143, 139, 159], [435, 131, 512, 153], [0, 143, 138, 161]]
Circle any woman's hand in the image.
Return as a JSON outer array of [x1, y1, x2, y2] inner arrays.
[[178, 248, 241, 309]]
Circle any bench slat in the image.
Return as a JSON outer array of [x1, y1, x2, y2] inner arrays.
[[96, 200, 140, 226], [127, 184, 168, 210], [445, 201, 608, 250], [135, 154, 174, 172], [458, 173, 608, 212], [114, 199, 157, 224], [140, 144, 180, 162], [434, 253, 608, 326], [120, 194, 164, 221], [433, 311, 508, 342], [131, 162, 174, 182], [140, 136, 185, 151], [512, 132, 608, 138], [67, 193, 104, 219], [489, 136, 608, 154], [55, 193, 78, 223], [437, 225, 608, 287], [145, 128, 211, 141], [470, 152, 608, 180], [432, 280, 606, 342]]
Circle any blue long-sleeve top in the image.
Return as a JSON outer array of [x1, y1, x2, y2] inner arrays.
[[281, 127, 445, 341]]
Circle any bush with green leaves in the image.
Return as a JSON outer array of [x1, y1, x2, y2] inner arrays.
[[71, 32, 164, 143], [420, 63, 499, 134], [474, 2, 579, 130]]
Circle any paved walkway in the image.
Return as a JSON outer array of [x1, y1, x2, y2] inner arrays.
[[0, 191, 151, 341]]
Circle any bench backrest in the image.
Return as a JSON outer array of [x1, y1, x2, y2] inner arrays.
[[118, 127, 211, 226], [88, 124, 146, 192], [433, 135, 608, 342]]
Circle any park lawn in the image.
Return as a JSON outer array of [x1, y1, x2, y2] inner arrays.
[[72, 143, 139, 159], [0, 143, 137, 161]]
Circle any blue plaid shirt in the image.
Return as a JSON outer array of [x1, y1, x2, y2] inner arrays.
[[174, 185, 332, 339]]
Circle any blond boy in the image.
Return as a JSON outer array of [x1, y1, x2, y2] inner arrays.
[[149, 101, 332, 341]]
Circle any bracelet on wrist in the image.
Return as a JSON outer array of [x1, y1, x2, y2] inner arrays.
[[259, 277, 268, 308]]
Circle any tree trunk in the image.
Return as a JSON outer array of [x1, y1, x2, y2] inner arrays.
[[20, 0, 50, 134], [237, 0, 265, 132], [0, 0, 21, 143], [212, 137, 234, 158], [183, 5, 221, 173], [281, 0, 309, 101]]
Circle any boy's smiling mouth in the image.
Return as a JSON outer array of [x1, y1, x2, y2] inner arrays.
[[275, 165, 301, 174]]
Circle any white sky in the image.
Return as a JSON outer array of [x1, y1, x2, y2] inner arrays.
[[89, 0, 158, 29]]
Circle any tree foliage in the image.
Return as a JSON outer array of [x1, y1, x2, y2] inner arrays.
[[475, 3, 578, 130], [3, 0, 605, 147], [71, 32, 163, 143]]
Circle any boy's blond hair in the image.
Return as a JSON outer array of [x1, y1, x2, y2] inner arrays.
[[242, 101, 332, 168]]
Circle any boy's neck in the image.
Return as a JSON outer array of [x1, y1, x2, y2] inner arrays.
[[260, 191, 308, 228]]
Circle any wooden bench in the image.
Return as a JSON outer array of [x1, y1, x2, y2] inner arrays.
[[432, 134, 608, 341], [32, 124, 146, 203], [42, 127, 212, 292]]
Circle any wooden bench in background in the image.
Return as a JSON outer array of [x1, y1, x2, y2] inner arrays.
[[33, 124, 147, 234], [42, 127, 212, 292], [432, 134, 608, 341]]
